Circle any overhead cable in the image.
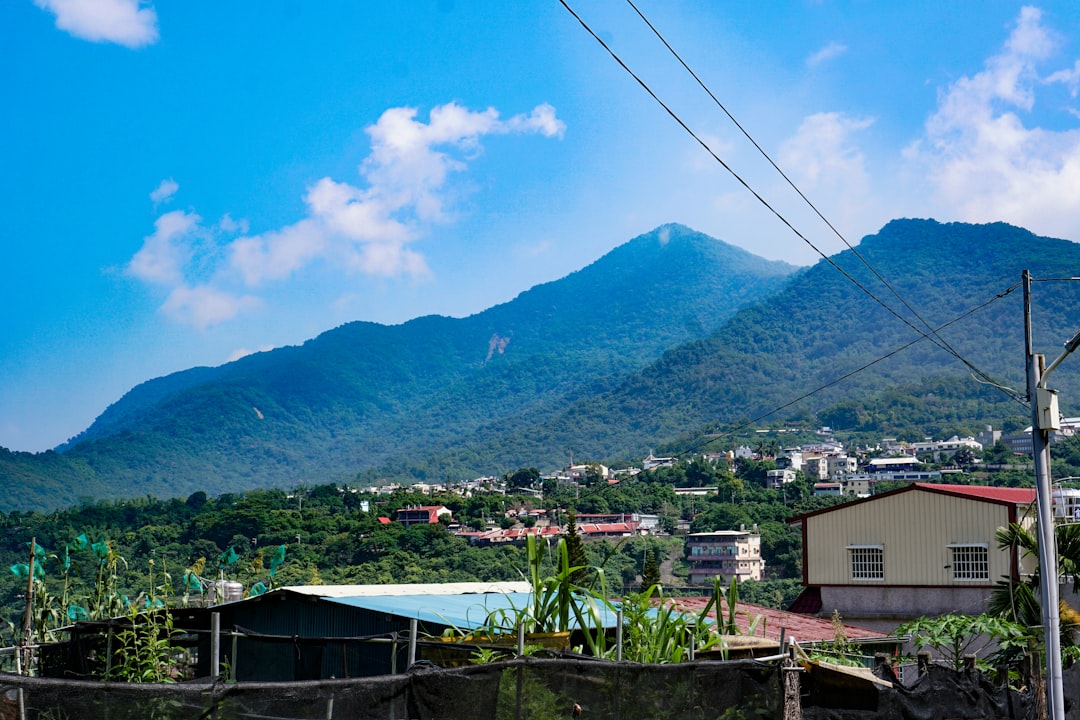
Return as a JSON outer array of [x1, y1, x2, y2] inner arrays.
[[560, 0, 1018, 401]]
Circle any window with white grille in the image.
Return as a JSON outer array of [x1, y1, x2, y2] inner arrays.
[[949, 544, 989, 581], [848, 545, 884, 581]]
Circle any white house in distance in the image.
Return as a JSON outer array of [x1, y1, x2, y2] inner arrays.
[[787, 483, 1036, 632], [685, 529, 764, 585]]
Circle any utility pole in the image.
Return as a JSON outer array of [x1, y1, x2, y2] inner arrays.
[[1025, 269, 1069, 720]]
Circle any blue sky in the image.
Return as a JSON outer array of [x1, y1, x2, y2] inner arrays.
[[3, 1, 1080, 452]]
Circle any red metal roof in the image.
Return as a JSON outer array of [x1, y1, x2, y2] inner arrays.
[[668, 596, 887, 643], [789, 481, 1036, 523], [578, 522, 634, 534], [912, 483, 1036, 504]]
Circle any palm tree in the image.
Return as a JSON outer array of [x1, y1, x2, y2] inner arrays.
[[989, 521, 1080, 651]]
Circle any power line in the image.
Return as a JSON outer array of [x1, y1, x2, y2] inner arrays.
[[666, 281, 1025, 461], [559, 0, 1017, 401], [622, 0, 1010, 397]]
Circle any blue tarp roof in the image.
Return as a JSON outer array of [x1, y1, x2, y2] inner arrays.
[[323, 592, 625, 631]]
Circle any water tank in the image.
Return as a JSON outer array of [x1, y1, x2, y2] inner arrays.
[[210, 580, 244, 604]]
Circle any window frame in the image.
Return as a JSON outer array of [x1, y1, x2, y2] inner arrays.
[[947, 542, 990, 582], [847, 544, 885, 582]]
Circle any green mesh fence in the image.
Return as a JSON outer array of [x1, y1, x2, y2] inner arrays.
[[0, 656, 1044, 720]]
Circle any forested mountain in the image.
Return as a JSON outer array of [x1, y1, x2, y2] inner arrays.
[[5, 219, 1078, 513], [397, 219, 1080, 472], [0, 225, 795, 511]]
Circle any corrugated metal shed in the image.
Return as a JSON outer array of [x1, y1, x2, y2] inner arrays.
[[326, 592, 532, 630], [280, 581, 531, 598]]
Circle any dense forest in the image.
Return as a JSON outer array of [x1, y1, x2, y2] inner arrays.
[[0, 452, 845, 645], [0, 224, 795, 511], [11, 421, 1080, 650], [5, 219, 1080, 517]]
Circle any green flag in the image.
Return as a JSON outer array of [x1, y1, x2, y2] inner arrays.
[[91, 540, 110, 561], [219, 547, 239, 568], [183, 571, 203, 593], [267, 546, 285, 569]]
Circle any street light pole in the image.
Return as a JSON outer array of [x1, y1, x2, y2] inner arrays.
[[1025, 270, 1073, 720]]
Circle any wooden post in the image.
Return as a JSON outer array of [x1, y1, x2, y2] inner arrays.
[[782, 643, 802, 720], [21, 539, 36, 675], [917, 652, 931, 677]]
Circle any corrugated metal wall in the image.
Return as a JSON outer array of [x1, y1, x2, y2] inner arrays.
[[197, 595, 422, 680], [805, 492, 1014, 586]]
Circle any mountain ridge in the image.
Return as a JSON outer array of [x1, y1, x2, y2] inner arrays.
[[3, 224, 796, 511]]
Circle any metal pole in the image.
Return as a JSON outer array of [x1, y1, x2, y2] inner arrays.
[[407, 618, 418, 669], [211, 612, 221, 678], [1025, 270, 1065, 720], [616, 608, 623, 662], [231, 631, 238, 681]]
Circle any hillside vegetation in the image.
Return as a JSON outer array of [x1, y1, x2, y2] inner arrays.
[[364, 220, 1080, 475], [1, 225, 794, 511], [4, 219, 1080, 511]]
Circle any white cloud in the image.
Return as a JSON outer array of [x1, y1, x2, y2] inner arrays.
[[227, 345, 275, 363], [129, 102, 564, 327], [907, 6, 1080, 241], [806, 42, 847, 68], [217, 214, 249, 235], [161, 284, 261, 330], [1047, 59, 1080, 97], [780, 112, 874, 188], [126, 210, 199, 285], [34, 0, 158, 48], [149, 178, 178, 204]]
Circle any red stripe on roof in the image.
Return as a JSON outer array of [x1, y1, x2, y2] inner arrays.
[[913, 483, 1036, 504]]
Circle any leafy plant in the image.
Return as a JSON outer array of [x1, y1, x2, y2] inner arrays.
[[893, 613, 1026, 672], [105, 558, 181, 682]]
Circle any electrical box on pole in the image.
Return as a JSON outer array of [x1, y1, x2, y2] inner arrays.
[[1037, 387, 1061, 430]]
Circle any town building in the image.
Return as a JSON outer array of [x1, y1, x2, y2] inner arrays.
[[765, 468, 797, 488], [685, 529, 764, 584], [788, 483, 1036, 632], [396, 505, 452, 526]]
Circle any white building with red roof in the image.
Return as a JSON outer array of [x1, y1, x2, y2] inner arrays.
[[787, 483, 1037, 632]]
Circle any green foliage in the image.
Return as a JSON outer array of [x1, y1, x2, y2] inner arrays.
[[1, 225, 795, 511], [894, 613, 1027, 673], [617, 582, 726, 663], [106, 559, 181, 683]]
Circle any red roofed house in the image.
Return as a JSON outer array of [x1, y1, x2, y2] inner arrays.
[[577, 522, 635, 539], [787, 483, 1037, 632], [396, 505, 452, 527]]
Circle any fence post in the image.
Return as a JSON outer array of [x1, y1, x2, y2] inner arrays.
[[616, 608, 623, 662], [231, 631, 238, 681], [963, 654, 976, 673], [210, 612, 221, 678], [782, 643, 802, 720], [408, 619, 418, 669], [917, 652, 931, 677]]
